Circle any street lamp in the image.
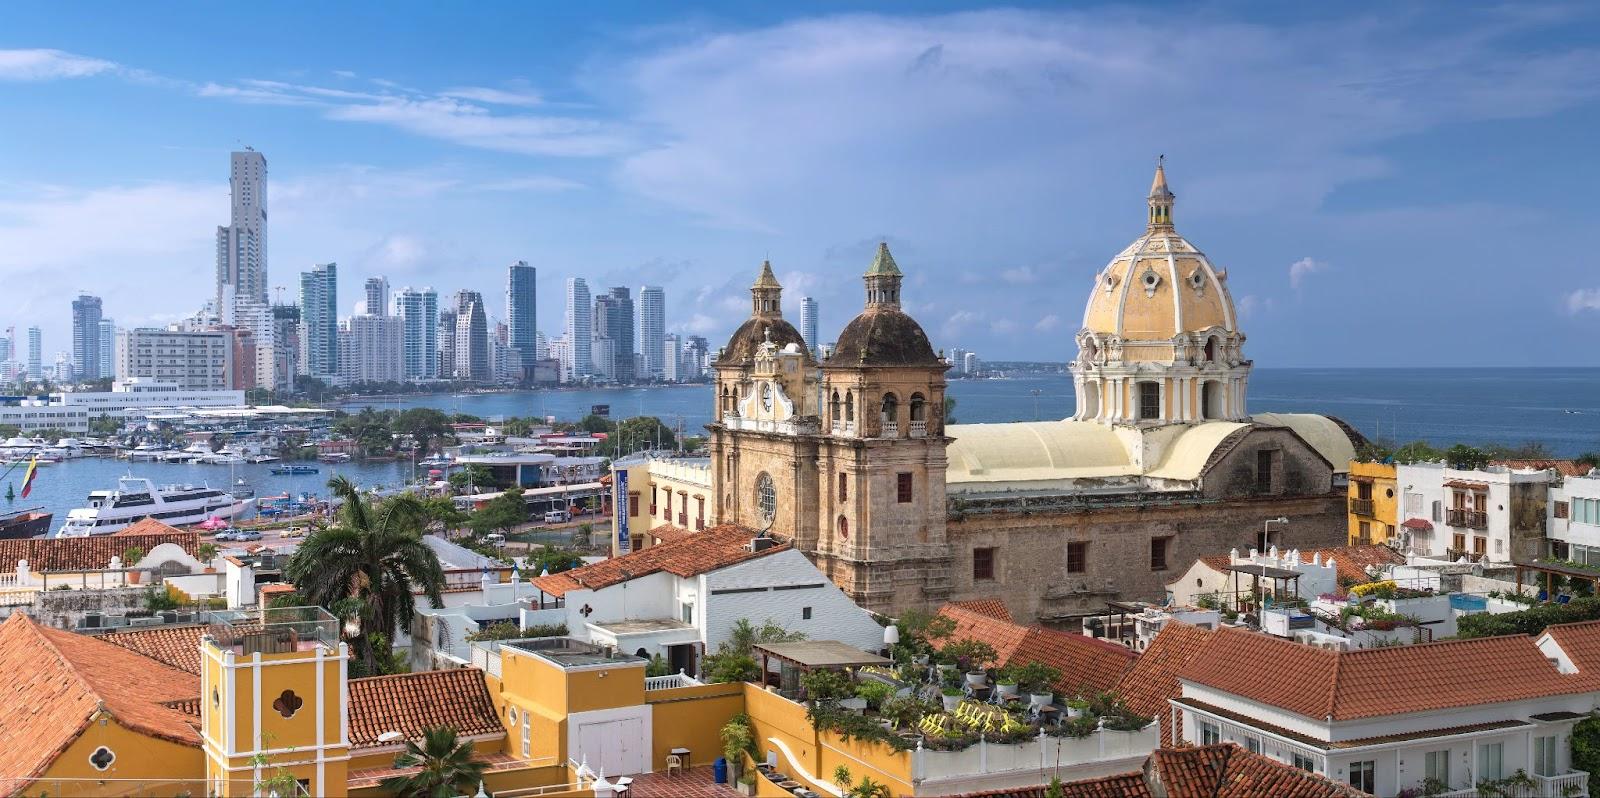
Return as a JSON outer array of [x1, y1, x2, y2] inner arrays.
[[1261, 516, 1289, 551]]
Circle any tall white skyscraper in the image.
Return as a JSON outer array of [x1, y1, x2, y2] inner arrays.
[[97, 319, 116, 379], [26, 327, 41, 380], [395, 287, 439, 380], [662, 333, 681, 382], [507, 262, 537, 375], [364, 276, 390, 316], [564, 278, 592, 379], [636, 285, 665, 380], [800, 296, 819, 356], [216, 149, 269, 308], [299, 262, 338, 379]]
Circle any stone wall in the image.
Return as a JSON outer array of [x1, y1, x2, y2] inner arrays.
[[8, 586, 152, 629]]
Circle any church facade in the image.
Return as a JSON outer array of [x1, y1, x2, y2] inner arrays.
[[704, 162, 1359, 622]]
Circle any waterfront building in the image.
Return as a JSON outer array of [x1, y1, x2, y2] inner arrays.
[[1394, 461, 1555, 563], [49, 378, 245, 417], [337, 313, 404, 384], [298, 262, 338, 380], [594, 287, 634, 383], [450, 290, 490, 383], [637, 285, 665, 379], [1346, 461, 1398, 545], [533, 330, 548, 361], [590, 335, 615, 381], [662, 333, 681, 382], [563, 278, 591, 379], [71, 293, 102, 382], [698, 163, 1360, 619], [214, 149, 269, 309], [96, 319, 115, 379], [962, 351, 978, 376], [800, 295, 818, 356], [547, 337, 572, 383], [394, 286, 438, 380], [1550, 471, 1600, 566], [221, 291, 276, 391], [26, 326, 40, 380], [683, 335, 709, 379], [114, 328, 232, 391], [0, 402, 89, 432], [949, 347, 968, 376], [506, 261, 537, 377], [362, 275, 389, 316]]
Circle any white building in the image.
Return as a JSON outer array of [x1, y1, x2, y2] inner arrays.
[[50, 379, 245, 417], [96, 319, 115, 379], [524, 525, 885, 677], [337, 314, 404, 384], [637, 285, 665, 379], [1395, 462, 1555, 563], [799, 296, 818, 356], [564, 278, 591, 379], [363, 276, 389, 317], [394, 286, 438, 381], [26, 326, 41, 380], [215, 149, 269, 308], [115, 328, 232, 391], [1173, 623, 1597, 797], [661, 334, 681, 382], [548, 337, 572, 383], [222, 290, 277, 390], [1548, 472, 1600, 565], [0, 403, 88, 433]]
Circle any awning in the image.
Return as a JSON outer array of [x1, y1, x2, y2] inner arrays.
[[1401, 518, 1434, 531], [1444, 480, 1489, 491], [752, 641, 890, 670]]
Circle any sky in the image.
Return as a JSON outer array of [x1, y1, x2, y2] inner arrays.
[[2, 2, 1599, 367]]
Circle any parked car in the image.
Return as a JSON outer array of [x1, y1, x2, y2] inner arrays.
[[234, 530, 263, 542], [279, 526, 306, 538], [543, 510, 571, 524], [212, 530, 238, 541]]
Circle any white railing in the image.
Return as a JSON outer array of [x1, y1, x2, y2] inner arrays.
[[881, 422, 898, 438], [831, 421, 857, 436], [909, 420, 927, 438], [1440, 769, 1589, 798], [645, 671, 703, 690]]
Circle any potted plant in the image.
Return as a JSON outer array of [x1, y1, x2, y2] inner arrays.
[[855, 680, 892, 712], [736, 771, 757, 796], [721, 714, 755, 785], [1064, 697, 1090, 719], [942, 638, 998, 687], [941, 686, 963, 711], [1011, 662, 1063, 708], [995, 674, 1019, 698]]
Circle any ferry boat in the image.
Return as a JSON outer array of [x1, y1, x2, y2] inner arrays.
[[270, 464, 320, 475], [56, 476, 252, 537]]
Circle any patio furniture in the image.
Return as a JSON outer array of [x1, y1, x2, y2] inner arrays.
[[665, 754, 683, 776]]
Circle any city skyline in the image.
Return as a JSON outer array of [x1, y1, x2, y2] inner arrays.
[[3, 4, 1600, 366]]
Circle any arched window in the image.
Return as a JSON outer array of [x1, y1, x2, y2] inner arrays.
[[838, 515, 849, 539], [1202, 381, 1224, 420], [1204, 337, 1217, 362], [830, 391, 841, 422], [1081, 382, 1101, 419], [838, 472, 848, 502], [844, 391, 855, 422], [909, 393, 927, 422], [881, 393, 898, 428]]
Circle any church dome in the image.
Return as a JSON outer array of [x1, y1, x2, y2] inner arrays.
[[1080, 161, 1238, 361], [717, 260, 813, 366], [826, 243, 942, 368]]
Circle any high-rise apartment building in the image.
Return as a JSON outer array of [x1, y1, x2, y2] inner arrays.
[[662, 333, 681, 382], [299, 262, 338, 379], [115, 328, 233, 390], [800, 296, 819, 356], [26, 327, 41, 380], [684, 335, 710, 380], [450, 291, 490, 383], [949, 347, 969, 376], [395, 287, 439, 380], [272, 304, 300, 391], [594, 288, 634, 383], [96, 319, 115, 379], [506, 262, 537, 377], [71, 293, 103, 382], [564, 278, 592, 379], [338, 315, 404, 384], [636, 285, 665, 380], [224, 293, 277, 390], [364, 277, 389, 317], [215, 149, 269, 308]]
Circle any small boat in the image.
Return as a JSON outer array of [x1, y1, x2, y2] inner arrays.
[[0, 507, 52, 540], [231, 477, 255, 499], [270, 465, 320, 475]]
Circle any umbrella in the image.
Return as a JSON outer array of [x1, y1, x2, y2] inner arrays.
[[199, 516, 230, 531]]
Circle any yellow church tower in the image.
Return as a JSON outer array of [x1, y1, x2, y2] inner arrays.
[[200, 607, 350, 797]]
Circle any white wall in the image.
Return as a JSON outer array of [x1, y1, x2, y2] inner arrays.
[[701, 549, 884, 656]]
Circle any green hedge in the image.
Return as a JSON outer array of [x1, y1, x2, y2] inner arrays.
[[1457, 596, 1600, 638]]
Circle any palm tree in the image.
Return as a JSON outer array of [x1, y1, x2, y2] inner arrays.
[[285, 476, 446, 674], [379, 726, 487, 798]]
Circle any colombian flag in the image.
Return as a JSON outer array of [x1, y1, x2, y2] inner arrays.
[[19, 457, 38, 499]]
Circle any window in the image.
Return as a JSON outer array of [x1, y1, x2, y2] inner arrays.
[[1452, 533, 1466, 553], [1358, 521, 1371, 544], [1150, 537, 1170, 571], [881, 393, 898, 428], [1067, 542, 1088, 573], [1138, 381, 1161, 420], [1424, 750, 1450, 786], [910, 393, 927, 421], [973, 547, 995, 580], [802, 606, 812, 621], [1199, 721, 1220, 746], [1534, 734, 1558, 777], [629, 492, 640, 518], [1255, 450, 1277, 492], [838, 515, 849, 539], [681, 602, 694, 624], [1556, 501, 1570, 520], [1357, 481, 1373, 501], [839, 472, 848, 502], [1479, 742, 1504, 781], [1432, 500, 1443, 522], [650, 488, 659, 516], [897, 472, 914, 503], [663, 490, 672, 521], [1292, 752, 1316, 772], [1473, 537, 1487, 556], [1244, 737, 1260, 754], [755, 472, 776, 522], [1347, 761, 1375, 793], [521, 711, 531, 758]]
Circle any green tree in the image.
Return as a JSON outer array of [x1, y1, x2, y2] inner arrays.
[[87, 415, 122, 437], [1391, 440, 1444, 464], [703, 618, 806, 683], [1572, 716, 1600, 797], [469, 488, 527, 536], [379, 726, 487, 798], [599, 416, 677, 457], [448, 463, 494, 492], [419, 496, 468, 533], [284, 476, 446, 674], [526, 546, 584, 575], [394, 408, 454, 457], [0, 424, 17, 439], [944, 395, 958, 425], [577, 414, 614, 434], [1445, 443, 1492, 471], [1578, 452, 1600, 470]]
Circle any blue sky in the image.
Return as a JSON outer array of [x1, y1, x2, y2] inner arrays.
[[3, 2, 1599, 366]]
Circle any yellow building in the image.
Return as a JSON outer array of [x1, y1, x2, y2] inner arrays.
[[1347, 460, 1398, 545], [609, 452, 716, 555]]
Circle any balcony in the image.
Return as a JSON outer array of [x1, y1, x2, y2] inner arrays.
[[1447, 508, 1488, 529], [881, 421, 898, 438], [644, 671, 703, 691], [909, 420, 928, 438], [1440, 768, 1588, 797], [1349, 498, 1374, 517]]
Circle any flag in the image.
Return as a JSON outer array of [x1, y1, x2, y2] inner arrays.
[[19, 457, 38, 499]]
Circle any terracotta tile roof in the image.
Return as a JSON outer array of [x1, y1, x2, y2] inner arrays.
[[1541, 620, 1600, 672], [1179, 626, 1596, 721], [346, 750, 528, 789], [947, 598, 1012, 622], [1115, 622, 1218, 746], [1174, 696, 1531, 751], [646, 524, 693, 544], [98, 624, 208, 675], [1189, 545, 1404, 587], [0, 529, 200, 573], [532, 524, 786, 597], [935, 603, 1135, 696], [1152, 744, 1364, 798], [1494, 459, 1591, 477], [111, 518, 185, 537], [948, 773, 1153, 798], [347, 668, 503, 750], [0, 614, 200, 793]]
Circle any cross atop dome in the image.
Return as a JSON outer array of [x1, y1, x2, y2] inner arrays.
[[1148, 155, 1175, 231]]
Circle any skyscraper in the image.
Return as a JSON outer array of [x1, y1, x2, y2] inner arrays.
[[97, 318, 116, 379], [299, 262, 338, 379], [26, 327, 41, 380], [507, 262, 537, 376], [636, 285, 665, 380], [272, 304, 301, 389], [395, 287, 439, 380], [800, 296, 819, 356], [595, 287, 634, 383], [364, 277, 389, 316], [71, 293, 103, 382], [662, 333, 681, 382], [451, 291, 490, 383], [564, 278, 592, 379], [216, 149, 269, 308]]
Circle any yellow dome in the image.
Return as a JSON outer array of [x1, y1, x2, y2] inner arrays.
[[1080, 162, 1237, 361]]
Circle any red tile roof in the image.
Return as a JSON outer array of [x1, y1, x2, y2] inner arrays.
[[949, 773, 1153, 798], [98, 624, 209, 675], [1541, 620, 1600, 672], [1152, 744, 1364, 798], [1493, 459, 1592, 477], [533, 524, 786, 597], [347, 668, 503, 750], [935, 603, 1135, 696], [0, 613, 200, 794], [111, 518, 186, 537], [0, 528, 199, 572], [1115, 622, 1218, 746], [347, 750, 527, 789], [1179, 626, 1597, 721], [947, 598, 1013, 622]]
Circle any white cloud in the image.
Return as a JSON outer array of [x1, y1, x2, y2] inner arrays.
[[478, 176, 586, 193], [1034, 314, 1061, 332], [941, 310, 981, 340], [441, 85, 544, 107], [0, 49, 116, 81], [1288, 257, 1326, 291], [990, 319, 1019, 335], [1566, 288, 1600, 314], [1001, 266, 1039, 285]]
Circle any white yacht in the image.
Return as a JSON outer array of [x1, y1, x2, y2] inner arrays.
[[57, 476, 252, 537]]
